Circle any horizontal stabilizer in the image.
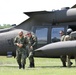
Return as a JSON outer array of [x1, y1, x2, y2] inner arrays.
[[24, 11, 53, 17]]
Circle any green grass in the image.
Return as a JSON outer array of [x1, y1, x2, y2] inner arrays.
[[0, 56, 76, 75]]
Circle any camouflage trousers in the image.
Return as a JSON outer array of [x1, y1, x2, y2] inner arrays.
[[28, 51, 35, 67], [16, 50, 27, 66], [60, 55, 66, 67], [29, 51, 34, 62]]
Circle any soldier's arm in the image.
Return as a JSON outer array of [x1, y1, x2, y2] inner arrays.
[[26, 37, 30, 45], [24, 37, 31, 46], [18, 44, 23, 48], [69, 34, 74, 40], [14, 37, 18, 46], [64, 36, 70, 41], [19, 38, 25, 48], [32, 37, 37, 47], [14, 36, 23, 48]]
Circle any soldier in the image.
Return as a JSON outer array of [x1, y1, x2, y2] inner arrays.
[[14, 31, 27, 69], [64, 28, 73, 67], [27, 32, 37, 68], [64, 28, 73, 41], [59, 30, 66, 67], [59, 30, 65, 41], [24, 33, 30, 57]]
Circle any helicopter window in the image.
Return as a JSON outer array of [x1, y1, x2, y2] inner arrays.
[[51, 27, 64, 42], [35, 28, 48, 44]]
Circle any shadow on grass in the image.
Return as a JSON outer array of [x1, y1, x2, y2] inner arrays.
[[0, 65, 18, 68], [0, 65, 76, 69], [35, 66, 76, 68]]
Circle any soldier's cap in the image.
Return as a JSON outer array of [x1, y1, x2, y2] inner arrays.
[[67, 28, 72, 33]]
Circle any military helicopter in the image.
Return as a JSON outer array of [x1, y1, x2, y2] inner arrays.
[[0, 4, 76, 60]]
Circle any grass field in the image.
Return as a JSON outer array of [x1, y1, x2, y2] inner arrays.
[[0, 56, 76, 75]]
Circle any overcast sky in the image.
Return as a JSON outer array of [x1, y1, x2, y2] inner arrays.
[[0, 0, 76, 25]]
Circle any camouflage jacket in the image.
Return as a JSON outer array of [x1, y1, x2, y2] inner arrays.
[[60, 35, 65, 41], [28, 35, 37, 50], [14, 36, 28, 52], [64, 35, 71, 41]]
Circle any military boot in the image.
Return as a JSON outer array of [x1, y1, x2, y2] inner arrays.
[[19, 64, 22, 69], [28, 62, 32, 68], [31, 62, 35, 67], [70, 62, 73, 66], [30, 62, 32, 67], [22, 64, 25, 69], [63, 62, 66, 67]]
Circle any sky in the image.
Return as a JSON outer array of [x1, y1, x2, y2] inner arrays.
[[0, 0, 76, 25]]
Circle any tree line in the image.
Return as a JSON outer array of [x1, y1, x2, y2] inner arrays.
[[0, 24, 16, 29]]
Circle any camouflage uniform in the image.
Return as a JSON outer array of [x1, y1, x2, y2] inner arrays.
[[14, 35, 27, 69], [64, 34, 73, 67], [64, 28, 73, 67], [24, 36, 30, 57], [64, 35, 71, 41], [28, 34, 37, 68], [60, 35, 65, 41], [60, 34, 67, 67]]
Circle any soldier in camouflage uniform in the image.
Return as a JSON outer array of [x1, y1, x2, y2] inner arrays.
[[59, 30, 67, 67], [14, 31, 27, 69], [27, 32, 37, 68], [64, 28, 73, 67]]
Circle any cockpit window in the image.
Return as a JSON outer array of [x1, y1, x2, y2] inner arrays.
[[51, 27, 64, 42], [35, 27, 48, 44]]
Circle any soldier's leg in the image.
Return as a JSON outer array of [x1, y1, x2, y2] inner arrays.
[[28, 52, 35, 67], [28, 52, 32, 67], [75, 56, 76, 66], [16, 51, 22, 69], [60, 55, 66, 67], [26, 45, 29, 57], [67, 55, 70, 67], [21, 52, 27, 69], [29, 55, 32, 67], [67, 55, 73, 67], [30, 56, 35, 67]]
